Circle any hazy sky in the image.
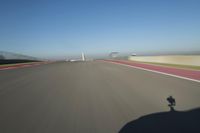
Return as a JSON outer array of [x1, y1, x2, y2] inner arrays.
[[0, 0, 200, 58]]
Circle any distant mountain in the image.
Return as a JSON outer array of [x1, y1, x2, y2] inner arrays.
[[0, 51, 38, 60]]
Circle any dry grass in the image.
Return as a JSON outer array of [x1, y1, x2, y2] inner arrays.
[[141, 62, 200, 70]]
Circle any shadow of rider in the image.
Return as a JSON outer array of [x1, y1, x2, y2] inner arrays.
[[167, 96, 176, 111]]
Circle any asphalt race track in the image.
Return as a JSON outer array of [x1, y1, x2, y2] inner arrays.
[[0, 61, 200, 133]]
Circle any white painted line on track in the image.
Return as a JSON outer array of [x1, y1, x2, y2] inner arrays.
[[103, 61, 200, 83]]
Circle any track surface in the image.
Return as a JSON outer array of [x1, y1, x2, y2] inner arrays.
[[0, 61, 200, 133]]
